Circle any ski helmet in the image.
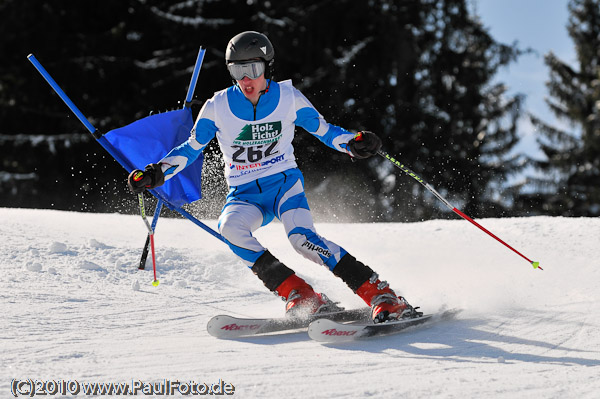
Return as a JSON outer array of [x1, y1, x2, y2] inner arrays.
[[225, 31, 275, 76]]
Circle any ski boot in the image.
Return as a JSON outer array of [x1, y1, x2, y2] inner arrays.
[[357, 273, 422, 323], [251, 250, 342, 318], [276, 274, 342, 318]]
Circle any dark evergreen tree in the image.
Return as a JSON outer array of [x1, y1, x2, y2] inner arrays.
[[410, 0, 526, 220], [524, 0, 600, 216]]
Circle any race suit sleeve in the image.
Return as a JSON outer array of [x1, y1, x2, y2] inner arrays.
[[159, 99, 218, 181], [292, 86, 355, 155]]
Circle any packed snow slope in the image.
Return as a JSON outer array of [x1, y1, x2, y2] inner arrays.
[[2, 208, 599, 398]]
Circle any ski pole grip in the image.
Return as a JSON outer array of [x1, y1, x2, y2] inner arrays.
[[133, 171, 144, 182]]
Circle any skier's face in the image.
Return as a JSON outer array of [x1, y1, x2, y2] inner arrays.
[[237, 74, 266, 105], [229, 59, 267, 105]]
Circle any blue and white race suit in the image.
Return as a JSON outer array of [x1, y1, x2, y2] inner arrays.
[[160, 80, 356, 268]]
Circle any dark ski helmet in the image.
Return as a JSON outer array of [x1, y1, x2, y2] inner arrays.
[[225, 31, 274, 78]]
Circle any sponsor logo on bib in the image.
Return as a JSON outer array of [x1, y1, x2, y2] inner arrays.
[[234, 122, 283, 146]]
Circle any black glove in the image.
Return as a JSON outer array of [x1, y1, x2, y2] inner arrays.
[[127, 163, 165, 193], [348, 131, 382, 159]]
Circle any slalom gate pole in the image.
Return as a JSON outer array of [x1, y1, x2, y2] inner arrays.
[[135, 190, 160, 286], [184, 47, 205, 108], [27, 54, 97, 135], [378, 150, 541, 270], [173, 205, 226, 243]]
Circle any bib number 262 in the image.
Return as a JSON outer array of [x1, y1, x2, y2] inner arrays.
[[232, 142, 278, 163]]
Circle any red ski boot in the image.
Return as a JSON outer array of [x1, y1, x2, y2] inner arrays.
[[356, 273, 419, 323], [276, 274, 340, 317]]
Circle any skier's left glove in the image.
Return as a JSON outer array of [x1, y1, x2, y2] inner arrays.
[[347, 131, 382, 159], [127, 163, 165, 193]]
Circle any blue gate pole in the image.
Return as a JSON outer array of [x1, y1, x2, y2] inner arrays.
[[184, 47, 205, 108], [151, 199, 163, 231], [173, 206, 226, 243], [27, 54, 98, 136]]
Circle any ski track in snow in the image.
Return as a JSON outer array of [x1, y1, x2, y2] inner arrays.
[[1, 208, 599, 398]]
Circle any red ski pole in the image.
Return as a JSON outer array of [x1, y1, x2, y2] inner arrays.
[[377, 149, 541, 270]]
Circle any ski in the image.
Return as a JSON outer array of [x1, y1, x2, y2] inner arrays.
[[308, 309, 461, 343], [207, 308, 371, 339]]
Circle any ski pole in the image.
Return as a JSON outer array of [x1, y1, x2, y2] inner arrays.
[[139, 199, 163, 270], [377, 149, 541, 270], [133, 177, 160, 286]]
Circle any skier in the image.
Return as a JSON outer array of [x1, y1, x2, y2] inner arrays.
[[128, 31, 419, 323]]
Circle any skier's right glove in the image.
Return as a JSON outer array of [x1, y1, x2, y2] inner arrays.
[[127, 163, 165, 193]]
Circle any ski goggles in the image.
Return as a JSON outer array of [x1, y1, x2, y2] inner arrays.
[[227, 60, 265, 80]]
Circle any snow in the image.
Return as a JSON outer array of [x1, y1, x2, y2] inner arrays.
[[1, 207, 599, 398]]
